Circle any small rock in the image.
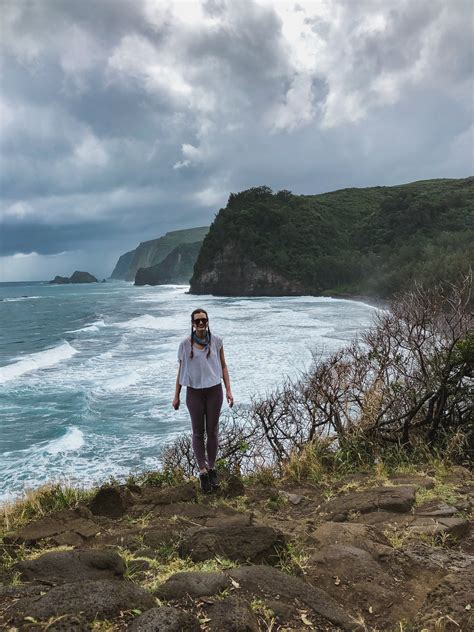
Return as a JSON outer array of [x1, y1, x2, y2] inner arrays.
[[207, 595, 259, 631], [155, 571, 229, 599], [14, 549, 126, 584], [280, 491, 305, 505], [89, 484, 139, 517], [129, 606, 200, 631], [179, 524, 286, 563]]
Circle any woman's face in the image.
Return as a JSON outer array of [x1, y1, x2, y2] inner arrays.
[[193, 311, 208, 336]]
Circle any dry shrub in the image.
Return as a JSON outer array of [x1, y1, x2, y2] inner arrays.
[[163, 273, 473, 477]]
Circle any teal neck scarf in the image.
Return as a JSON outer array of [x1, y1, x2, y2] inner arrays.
[[192, 331, 210, 350]]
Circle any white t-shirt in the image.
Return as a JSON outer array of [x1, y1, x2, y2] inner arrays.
[[177, 334, 224, 388]]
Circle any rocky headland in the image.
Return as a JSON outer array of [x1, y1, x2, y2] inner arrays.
[[49, 271, 98, 284], [189, 178, 473, 298], [135, 242, 203, 286], [110, 227, 208, 282], [1, 463, 472, 631]]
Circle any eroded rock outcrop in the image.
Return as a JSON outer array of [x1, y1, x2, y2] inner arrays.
[[191, 241, 307, 296]]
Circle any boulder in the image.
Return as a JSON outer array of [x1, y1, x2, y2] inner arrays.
[[306, 542, 423, 626], [155, 571, 229, 599], [280, 490, 305, 505], [14, 549, 125, 584], [89, 484, 139, 517], [9, 579, 156, 621], [323, 485, 417, 520], [5, 507, 99, 546], [129, 606, 200, 632], [140, 482, 197, 506], [311, 522, 392, 558], [403, 542, 474, 573], [414, 502, 459, 517], [207, 595, 259, 632], [226, 565, 359, 631], [179, 524, 286, 563], [407, 516, 470, 540]]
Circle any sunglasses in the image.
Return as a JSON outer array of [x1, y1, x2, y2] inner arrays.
[[193, 318, 208, 325]]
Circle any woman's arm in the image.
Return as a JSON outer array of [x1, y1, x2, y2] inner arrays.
[[172, 361, 182, 410], [220, 346, 234, 407]]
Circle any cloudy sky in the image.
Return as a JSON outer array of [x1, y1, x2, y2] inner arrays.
[[1, 0, 473, 281]]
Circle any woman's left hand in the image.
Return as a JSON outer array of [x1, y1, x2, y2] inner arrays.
[[226, 390, 234, 408]]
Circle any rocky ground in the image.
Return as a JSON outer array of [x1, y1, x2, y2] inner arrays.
[[0, 465, 472, 631]]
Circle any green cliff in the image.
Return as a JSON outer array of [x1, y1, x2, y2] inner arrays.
[[190, 178, 474, 297], [110, 227, 209, 281], [135, 242, 203, 286]]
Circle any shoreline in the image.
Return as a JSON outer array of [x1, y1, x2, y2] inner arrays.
[[327, 293, 390, 310]]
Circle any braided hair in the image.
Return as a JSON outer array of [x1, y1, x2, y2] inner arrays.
[[189, 308, 212, 359]]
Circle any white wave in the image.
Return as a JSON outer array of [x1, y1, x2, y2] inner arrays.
[[0, 341, 78, 384], [45, 426, 85, 455], [116, 313, 188, 331], [67, 319, 106, 333], [1, 296, 43, 302]]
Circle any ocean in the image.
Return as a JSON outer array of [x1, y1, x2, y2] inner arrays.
[[0, 280, 379, 502]]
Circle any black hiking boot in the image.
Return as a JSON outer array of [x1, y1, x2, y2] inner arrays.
[[199, 471, 212, 494], [208, 468, 220, 489]]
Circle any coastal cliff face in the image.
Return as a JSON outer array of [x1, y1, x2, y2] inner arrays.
[[191, 242, 307, 296], [109, 250, 134, 279], [110, 227, 209, 281], [189, 179, 473, 298], [135, 242, 202, 286]]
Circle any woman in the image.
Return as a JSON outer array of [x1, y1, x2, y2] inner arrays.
[[172, 308, 234, 493]]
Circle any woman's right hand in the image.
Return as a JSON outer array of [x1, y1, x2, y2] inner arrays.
[[172, 397, 180, 410]]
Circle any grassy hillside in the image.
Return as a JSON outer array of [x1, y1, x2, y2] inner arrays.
[[191, 178, 473, 297]]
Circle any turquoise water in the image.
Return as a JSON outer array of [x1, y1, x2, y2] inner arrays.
[[0, 281, 379, 501]]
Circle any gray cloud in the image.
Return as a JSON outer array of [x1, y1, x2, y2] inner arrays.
[[0, 0, 472, 280]]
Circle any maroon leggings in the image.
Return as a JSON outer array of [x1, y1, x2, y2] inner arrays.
[[186, 383, 223, 470]]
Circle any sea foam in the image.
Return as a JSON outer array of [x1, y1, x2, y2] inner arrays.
[[116, 313, 188, 330], [67, 318, 106, 333], [45, 426, 85, 455], [0, 341, 78, 384]]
